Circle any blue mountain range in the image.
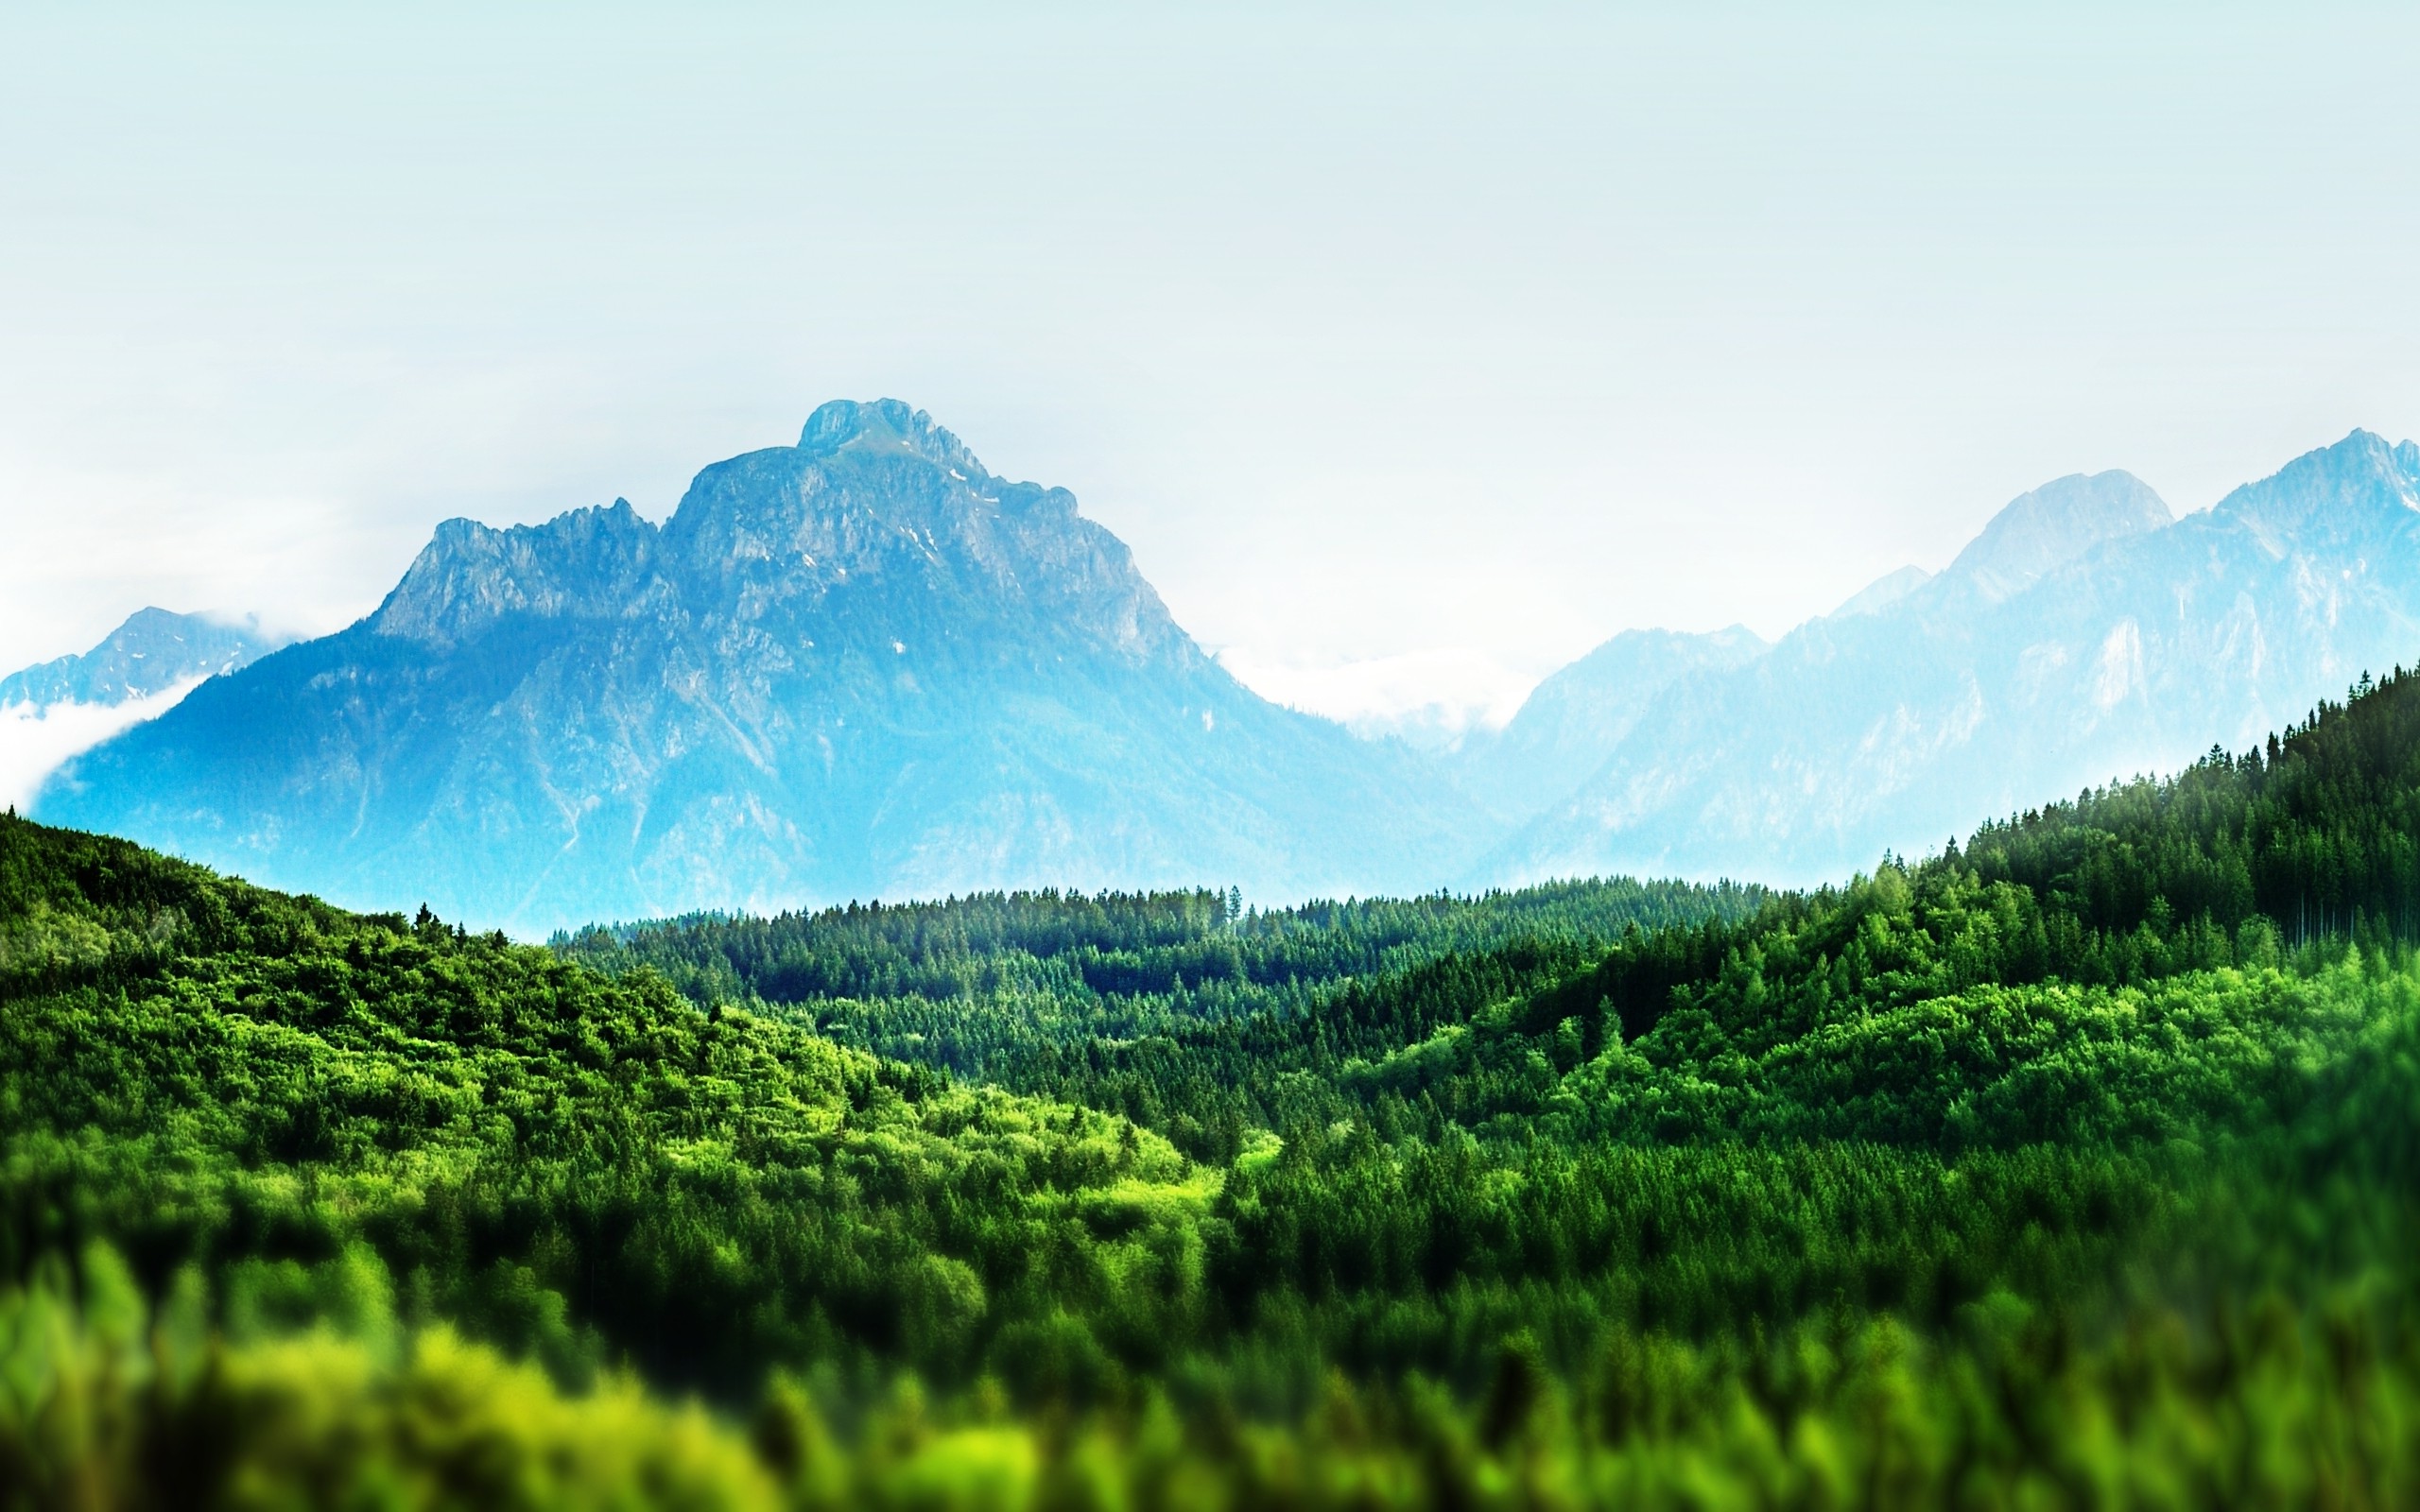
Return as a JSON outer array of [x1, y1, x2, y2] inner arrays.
[[33, 402, 1478, 932], [1477, 432, 2420, 885], [26, 407, 2420, 926]]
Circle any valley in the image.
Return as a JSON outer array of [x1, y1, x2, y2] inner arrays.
[[8, 662, 2420, 1503]]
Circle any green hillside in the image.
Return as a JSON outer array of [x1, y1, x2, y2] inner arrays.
[[9, 671, 2420, 1505]]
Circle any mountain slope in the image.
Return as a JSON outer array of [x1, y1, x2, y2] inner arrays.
[[1, 608, 281, 811], [1452, 626, 1767, 822], [1829, 564, 1932, 618], [1485, 434, 2420, 885], [1932, 468, 2172, 604], [38, 401, 1481, 931]]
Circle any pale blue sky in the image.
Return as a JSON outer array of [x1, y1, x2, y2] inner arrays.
[[4, 2, 2417, 729]]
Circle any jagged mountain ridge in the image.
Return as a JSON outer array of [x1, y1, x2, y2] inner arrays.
[[1482, 431, 2420, 886], [35, 412, 2420, 919], [38, 402, 1482, 932]]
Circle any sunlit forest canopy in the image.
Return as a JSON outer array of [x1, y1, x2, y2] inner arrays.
[[9, 668, 2420, 1504]]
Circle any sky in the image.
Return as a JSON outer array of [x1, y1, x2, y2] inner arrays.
[[5, 1, 2419, 734]]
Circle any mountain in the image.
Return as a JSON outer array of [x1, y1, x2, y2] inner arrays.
[[1829, 565, 1932, 619], [1452, 471, 2168, 833], [14, 653, 2420, 1500], [1, 608, 280, 812], [0, 607, 273, 710], [1451, 626, 1767, 822], [1483, 433, 2420, 885], [1932, 469, 2172, 604], [36, 401, 1481, 933]]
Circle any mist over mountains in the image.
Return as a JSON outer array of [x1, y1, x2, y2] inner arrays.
[[24, 407, 2420, 928]]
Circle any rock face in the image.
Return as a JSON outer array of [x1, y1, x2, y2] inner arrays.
[[1481, 433, 2420, 886], [0, 608, 274, 711], [40, 402, 1480, 932]]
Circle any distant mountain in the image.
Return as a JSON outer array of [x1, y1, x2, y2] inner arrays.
[[1829, 565, 1932, 619], [0, 608, 272, 710], [1451, 471, 2169, 835], [1, 609, 280, 812], [38, 402, 1481, 932], [1481, 433, 2420, 886], [36, 417, 2418, 918], [1933, 470, 2172, 605], [1452, 627, 1767, 823]]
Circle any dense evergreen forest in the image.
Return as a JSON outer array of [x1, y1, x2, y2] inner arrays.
[[9, 672, 2420, 1505]]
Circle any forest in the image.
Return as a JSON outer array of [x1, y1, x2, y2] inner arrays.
[[9, 671, 2420, 1506]]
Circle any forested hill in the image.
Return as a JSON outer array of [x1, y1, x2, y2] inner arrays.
[[9, 668, 2420, 1503], [558, 876, 1756, 1005], [1527, 662, 2420, 1042], [553, 877, 1758, 1080], [1962, 666, 2420, 945], [569, 664, 2420, 1172]]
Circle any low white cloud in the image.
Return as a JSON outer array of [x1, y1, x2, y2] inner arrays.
[[1216, 647, 1540, 752], [0, 677, 208, 812]]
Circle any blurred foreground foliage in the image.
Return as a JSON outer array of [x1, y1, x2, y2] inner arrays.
[[9, 1233, 2420, 1509]]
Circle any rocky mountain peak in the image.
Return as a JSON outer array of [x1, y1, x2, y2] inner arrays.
[[2213, 429, 2420, 549], [35, 406, 1477, 931], [798, 398, 990, 480], [1942, 471, 2171, 603], [369, 499, 660, 647], [0, 608, 279, 710], [646, 405, 1179, 670]]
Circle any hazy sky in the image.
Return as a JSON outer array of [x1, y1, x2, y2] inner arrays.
[[5, 2, 2418, 729]]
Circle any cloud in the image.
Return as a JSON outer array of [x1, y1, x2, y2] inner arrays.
[[0, 678, 207, 812], [1215, 646, 1538, 751]]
